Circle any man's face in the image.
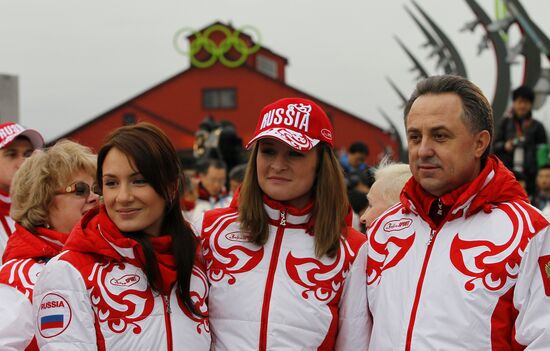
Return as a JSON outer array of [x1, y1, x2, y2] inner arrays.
[[512, 97, 533, 118], [406, 93, 490, 197], [0, 137, 34, 192], [348, 152, 366, 168], [536, 169, 550, 192], [200, 166, 226, 196]]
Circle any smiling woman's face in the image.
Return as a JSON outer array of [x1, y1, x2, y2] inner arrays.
[[101, 147, 166, 236], [256, 139, 318, 209]]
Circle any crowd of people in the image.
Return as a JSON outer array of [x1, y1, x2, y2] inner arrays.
[[0, 75, 549, 350]]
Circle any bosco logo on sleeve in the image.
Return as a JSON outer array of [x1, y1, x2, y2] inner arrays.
[[37, 293, 72, 338]]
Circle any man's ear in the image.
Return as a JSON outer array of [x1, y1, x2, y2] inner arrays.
[[474, 130, 491, 158]]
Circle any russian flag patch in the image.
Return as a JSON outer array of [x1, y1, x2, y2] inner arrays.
[[37, 293, 72, 338], [40, 314, 64, 330]]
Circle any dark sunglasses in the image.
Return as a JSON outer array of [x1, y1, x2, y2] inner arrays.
[[57, 182, 100, 198]]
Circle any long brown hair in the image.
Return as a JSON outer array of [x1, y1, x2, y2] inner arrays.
[[238, 143, 349, 258], [97, 123, 200, 315]]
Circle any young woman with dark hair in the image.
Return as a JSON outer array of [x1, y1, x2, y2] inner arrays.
[[197, 98, 369, 350], [33, 123, 210, 350]]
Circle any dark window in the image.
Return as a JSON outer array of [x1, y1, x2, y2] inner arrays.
[[203, 88, 237, 109], [256, 55, 278, 79], [122, 112, 136, 125]]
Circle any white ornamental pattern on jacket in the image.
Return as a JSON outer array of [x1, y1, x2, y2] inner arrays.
[[178, 265, 210, 334], [202, 212, 264, 285], [450, 201, 536, 292], [88, 261, 155, 334], [286, 237, 355, 303], [2, 258, 43, 300], [367, 206, 416, 286]]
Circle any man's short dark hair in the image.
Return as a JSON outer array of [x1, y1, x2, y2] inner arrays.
[[229, 163, 247, 182], [196, 158, 227, 175], [512, 85, 535, 103], [348, 142, 369, 155], [403, 75, 494, 163]]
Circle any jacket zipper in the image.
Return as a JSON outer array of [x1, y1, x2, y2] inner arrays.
[[163, 294, 173, 351], [405, 228, 438, 351], [259, 209, 286, 351]]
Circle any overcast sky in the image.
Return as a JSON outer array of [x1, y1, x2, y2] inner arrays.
[[1, 0, 549, 143]]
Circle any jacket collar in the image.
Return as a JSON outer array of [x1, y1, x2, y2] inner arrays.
[[2, 224, 67, 262], [262, 194, 313, 227], [401, 156, 528, 227], [229, 187, 313, 228], [64, 205, 177, 294], [0, 188, 10, 217]]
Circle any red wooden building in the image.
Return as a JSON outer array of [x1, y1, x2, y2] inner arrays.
[[55, 21, 399, 165]]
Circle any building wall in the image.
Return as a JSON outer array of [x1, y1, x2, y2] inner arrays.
[[60, 63, 398, 165], [0, 74, 19, 123]]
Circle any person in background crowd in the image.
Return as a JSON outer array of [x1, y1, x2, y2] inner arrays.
[[33, 123, 210, 350], [348, 189, 369, 232], [531, 165, 550, 218], [0, 140, 98, 351], [360, 161, 411, 228], [513, 170, 527, 192], [340, 141, 369, 175], [366, 75, 550, 349], [494, 85, 548, 196], [228, 163, 247, 195], [347, 168, 374, 194], [196, 97, 369, 350], [0, 122, 44, 265], [186, 158, 231, 222]]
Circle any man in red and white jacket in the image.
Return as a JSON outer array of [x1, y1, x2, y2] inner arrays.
[[0, 122, 43, 264], [366, 75, 550, 350]]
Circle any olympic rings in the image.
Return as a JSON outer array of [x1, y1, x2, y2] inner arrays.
[[173, 24, 262, 69]]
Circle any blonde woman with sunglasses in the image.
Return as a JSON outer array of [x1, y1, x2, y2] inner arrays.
[[0, 140, 98, 350]]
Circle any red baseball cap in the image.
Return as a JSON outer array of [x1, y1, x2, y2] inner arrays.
[[0, 122, 44, 150], [246, 97, 334, 151]]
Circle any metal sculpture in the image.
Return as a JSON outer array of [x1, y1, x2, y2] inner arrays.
[[411, 0, 468, 77], [404, 5, 454, 75], [394, 36, 429, 80], [378, 107, 407, 162], [383, 0, 550, 161], [463, 0, 511, 124]]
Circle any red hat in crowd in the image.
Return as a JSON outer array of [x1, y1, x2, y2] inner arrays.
[[246, 97, 334, 152], [0, 122, 44, 150]]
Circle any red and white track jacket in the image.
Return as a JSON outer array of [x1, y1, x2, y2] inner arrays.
[[366, 156, 550, 350], [197, 195, 369, 351], [32, 207, 210, 350], [0, 224, 66, 351], [0, 189, 15, 265]]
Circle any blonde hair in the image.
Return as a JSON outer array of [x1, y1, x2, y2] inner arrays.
[[372, 159, 412, 206], [238, 143, 349, 258], [10, 140, 96, 232]]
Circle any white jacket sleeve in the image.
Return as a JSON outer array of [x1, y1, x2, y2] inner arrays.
[[513, 226, 550, 349], [0, 284, 34, 350], [335, 242, 371, 351], [32, 254, 97, 351]]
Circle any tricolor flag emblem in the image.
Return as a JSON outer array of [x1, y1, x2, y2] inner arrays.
[[40, 314, 64, 330]]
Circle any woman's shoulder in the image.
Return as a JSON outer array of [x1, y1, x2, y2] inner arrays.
[[343, 227, 367, 253]]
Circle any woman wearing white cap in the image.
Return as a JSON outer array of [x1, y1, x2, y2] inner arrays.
[[196, 97, 369, 350], [0, 122, 44, 265]]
